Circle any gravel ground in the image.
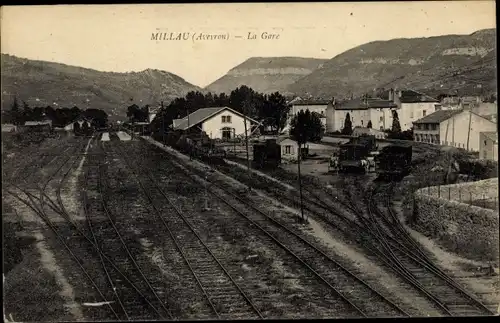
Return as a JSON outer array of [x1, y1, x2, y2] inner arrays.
[[141, 136, 450, 317]]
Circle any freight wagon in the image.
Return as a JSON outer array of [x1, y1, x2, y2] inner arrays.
[[375, 144, 412, 180], [330, 135, 378, 173], [253, 139, 281, 169]]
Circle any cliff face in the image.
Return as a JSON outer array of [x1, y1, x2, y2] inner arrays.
[[205, 57, 328, 95], [1, 54, 202, 120], [287, 28, 497, 98]]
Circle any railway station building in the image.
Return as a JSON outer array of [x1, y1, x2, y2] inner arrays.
[[172, 106, 260, 140]]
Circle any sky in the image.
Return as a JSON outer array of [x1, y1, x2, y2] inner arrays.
[[1, 2, 496, 88]]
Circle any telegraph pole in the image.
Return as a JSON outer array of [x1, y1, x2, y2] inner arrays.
[[297, 142, 306, 223], [243, 100, 251, 191], [161, 101, 165, 145], [187, 105, 192, 160]]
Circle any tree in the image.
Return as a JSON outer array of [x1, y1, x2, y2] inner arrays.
[[290, 109, 325, 224], [260, 92, 290, 134], [367, 120, 373, 129], [21, 101, 33, 123], [391, 110, 402, 133], [83, 108, 108, 128], [342, 113, 353, 135], [10, 97, 20, 125], [308, 112, 325, 142]]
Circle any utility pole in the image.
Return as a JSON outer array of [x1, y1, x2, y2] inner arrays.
[[187, 105, 192, 160], [161, 101, 165, 145], [243, 100, 251, 191], [233, 128, 236, 155], [297, 141, 306, 223]]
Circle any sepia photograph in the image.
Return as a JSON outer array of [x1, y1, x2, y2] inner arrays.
[[1, 1, 498, 321]]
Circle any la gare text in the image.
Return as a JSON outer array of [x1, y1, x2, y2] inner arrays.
[[151, 31, 280, 41]]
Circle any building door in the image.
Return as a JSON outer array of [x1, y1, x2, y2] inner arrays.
[[221, 127, 233, 140]]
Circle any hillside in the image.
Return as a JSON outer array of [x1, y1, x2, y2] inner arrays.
[[287, 28, 497, 98], [1, 54, 203, 120], [205, 57, 328, 95]]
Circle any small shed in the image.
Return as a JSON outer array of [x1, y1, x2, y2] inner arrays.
[[1, 124, 17, 133], [278, 138, 300, 161], [22, 120, 52, 132]]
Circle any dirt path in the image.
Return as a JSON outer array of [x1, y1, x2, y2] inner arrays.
[[33, 230, 84, 320]]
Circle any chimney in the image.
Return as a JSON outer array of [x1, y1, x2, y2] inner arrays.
[[388, 88, 394, 102], [331, 97, 336, 106]]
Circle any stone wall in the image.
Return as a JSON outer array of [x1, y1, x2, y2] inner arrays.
[[412, 180, 499, 261]]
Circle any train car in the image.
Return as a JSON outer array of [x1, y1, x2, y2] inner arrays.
[[375, 143, 412, 180], [335, 135, 378, 173], [253, 139, 281, 169], [175, 131, 226, 165]]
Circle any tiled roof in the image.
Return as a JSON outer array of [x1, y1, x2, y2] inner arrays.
[[412, 109, 463, 124], [174, 107, 259, 130], [481, 132, 498, 143], [335, 98, 397, 110], [292, 98, 331, 105], [399, 89, 439, 103], [24, 120, 52, 126]]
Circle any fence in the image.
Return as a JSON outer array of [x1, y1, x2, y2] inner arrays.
[[417, 178, 498, 211]]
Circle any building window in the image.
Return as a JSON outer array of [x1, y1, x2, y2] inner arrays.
[[484, 140, 487, 146], [285, 145, 292, 155], [321, 111, 324, 116], [423, 110, 427, 116], [380, 126, 383, 131], [221, 115, 232, 123], [380, 116, 383, 122], [483, 150, 487, 159], [410, 111, 414, 118], [361, 120, 364, 126]]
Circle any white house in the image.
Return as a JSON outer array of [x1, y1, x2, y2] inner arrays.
[[286, 98, 332, 132], [172, 106, 260, 139], [413, 109, 497, 152], [326, 97, 397, 133], [393, 89, 441, 131], [278, 137, 299, 161], [479, 132, 498, 161]]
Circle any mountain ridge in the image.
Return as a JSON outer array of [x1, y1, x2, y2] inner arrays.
[[1, 53, 203, 120], [205, 56, 328, 95], [286, 28, 497, 98]]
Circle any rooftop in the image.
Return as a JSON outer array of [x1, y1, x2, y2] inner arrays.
[[173, 107, 259, 130], [412, 109, 463, 124], [399, 89, 439, 103], [24, 120, 52, 126], [291, 98, 332, 106], [335, 98, 397, 110]]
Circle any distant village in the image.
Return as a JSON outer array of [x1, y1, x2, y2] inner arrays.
[[3, 87, 498, 163]]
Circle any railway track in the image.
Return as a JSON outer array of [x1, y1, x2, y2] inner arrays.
[[227, 166, 496, 317], [112, 141, 263, 320], [368, 183, 496, 316], [5, 136, 120, 321], [127, 138, 410, 318], [139, 139, 496, 318], [335, 177, 495, 316], [85, 141, 173, 320], [6, 135, 177, 321]]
